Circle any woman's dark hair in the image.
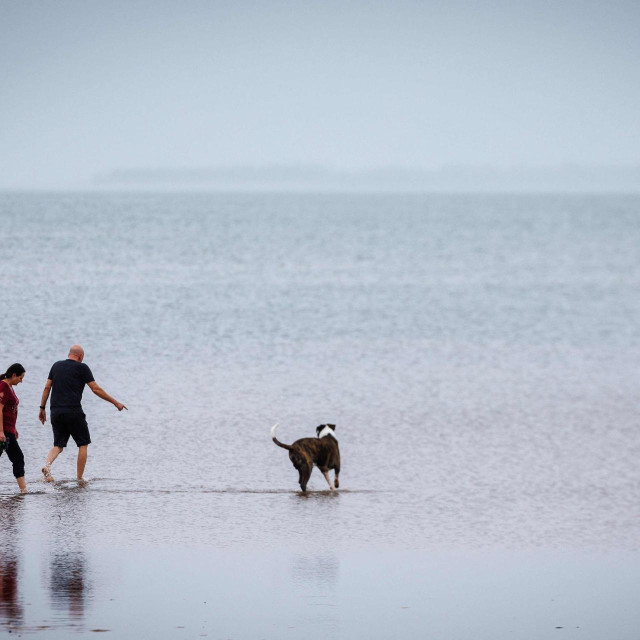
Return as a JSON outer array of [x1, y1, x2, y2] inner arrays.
[[0, 363, 26, 381]]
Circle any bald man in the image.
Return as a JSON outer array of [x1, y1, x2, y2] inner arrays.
[[39, 345, 127, 482]]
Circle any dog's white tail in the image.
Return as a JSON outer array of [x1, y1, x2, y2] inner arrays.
[[270, 422, 292, 450]]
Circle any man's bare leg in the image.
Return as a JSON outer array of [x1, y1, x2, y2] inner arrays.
[[43, 446, 63, 482], [17, 476, 27, 494], [77, 445, 88, 480]]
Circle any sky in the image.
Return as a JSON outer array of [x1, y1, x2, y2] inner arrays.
[[1, 0, 639, 189]]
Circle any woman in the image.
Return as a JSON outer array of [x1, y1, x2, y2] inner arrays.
[[0, 363, 27, 493]]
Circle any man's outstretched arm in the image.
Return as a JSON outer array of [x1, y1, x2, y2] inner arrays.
[[39, 379, 52, 424], [88, 381, 127, 411]]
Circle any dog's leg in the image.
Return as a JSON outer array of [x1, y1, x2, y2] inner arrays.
[[334, 469, 340, 489], [290, 452, 305, 489], [321, 469, 335, 491], [299, 465, 312, 492]]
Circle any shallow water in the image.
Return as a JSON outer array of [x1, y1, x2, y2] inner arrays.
[[2, 535, 639, 640], [1, 192, 639, 636]]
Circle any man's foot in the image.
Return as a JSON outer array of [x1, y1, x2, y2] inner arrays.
[[42, 465, 54, 483], [20, 487, 28, 494]]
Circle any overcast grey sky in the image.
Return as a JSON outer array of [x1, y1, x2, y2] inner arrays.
[[1, 0, 639, 188]]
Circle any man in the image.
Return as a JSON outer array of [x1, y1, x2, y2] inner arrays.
[[39, 345, 127, 482]]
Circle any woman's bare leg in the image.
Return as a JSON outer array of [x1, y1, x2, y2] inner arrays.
[[16, 476, 27, 493]]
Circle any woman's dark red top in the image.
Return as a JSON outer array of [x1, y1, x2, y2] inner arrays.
[[0, 380, 18, 434]]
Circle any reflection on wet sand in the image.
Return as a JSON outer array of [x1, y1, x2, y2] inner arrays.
[[290, 553, 339, 587], [0, 497, 24, 630], [290, 554, 340, 634], [39, 489, 93, 631], [49, 552, 90, 623], [0, 493, 96, 633], [0, 551, 23, 628]]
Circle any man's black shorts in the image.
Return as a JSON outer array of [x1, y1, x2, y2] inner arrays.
[[52, 413, 91, 448]]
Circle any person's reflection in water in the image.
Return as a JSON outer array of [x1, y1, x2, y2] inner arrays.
[[50, 552, 90, 624], [0, 550, 23, 628], [0, 496, 25, 629]]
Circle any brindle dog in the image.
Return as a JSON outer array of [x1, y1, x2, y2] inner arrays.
[[270, 423, 340, 492]]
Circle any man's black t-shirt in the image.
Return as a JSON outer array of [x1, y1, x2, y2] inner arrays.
[[48, 359, 95, 417]]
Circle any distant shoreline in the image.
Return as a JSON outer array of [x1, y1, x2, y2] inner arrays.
[[2, 186, 640, 196], [95, 164, 640, 193], [3, 164, 640, 194]]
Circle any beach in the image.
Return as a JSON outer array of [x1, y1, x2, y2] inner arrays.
[[1, 191, 639, 638]]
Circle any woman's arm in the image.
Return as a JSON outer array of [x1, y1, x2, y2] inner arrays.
[[0, 401, 5, 442]]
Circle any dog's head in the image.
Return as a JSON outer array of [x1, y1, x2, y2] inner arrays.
[[316, 424, 336, 438]]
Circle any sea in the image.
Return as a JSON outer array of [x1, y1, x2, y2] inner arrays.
[[1, 191, 639, 638]]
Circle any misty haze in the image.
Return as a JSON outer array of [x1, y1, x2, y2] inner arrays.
[[1, 0, 639, 190]]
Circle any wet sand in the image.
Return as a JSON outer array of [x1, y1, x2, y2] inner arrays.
[[2, 490, 639, 639]]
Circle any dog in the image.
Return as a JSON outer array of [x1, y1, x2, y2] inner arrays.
[[270, 423, 340, 492]]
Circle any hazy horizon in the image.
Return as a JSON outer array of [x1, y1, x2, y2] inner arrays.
[[92, 162, 640, 193], [2, 0, 639, 190]]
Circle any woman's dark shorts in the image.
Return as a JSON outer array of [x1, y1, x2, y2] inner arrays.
[[52, 413, 91, 448], [1, 432, 25, 478]]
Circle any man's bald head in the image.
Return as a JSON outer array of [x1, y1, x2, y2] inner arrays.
[[68, 345, 85, 362]]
